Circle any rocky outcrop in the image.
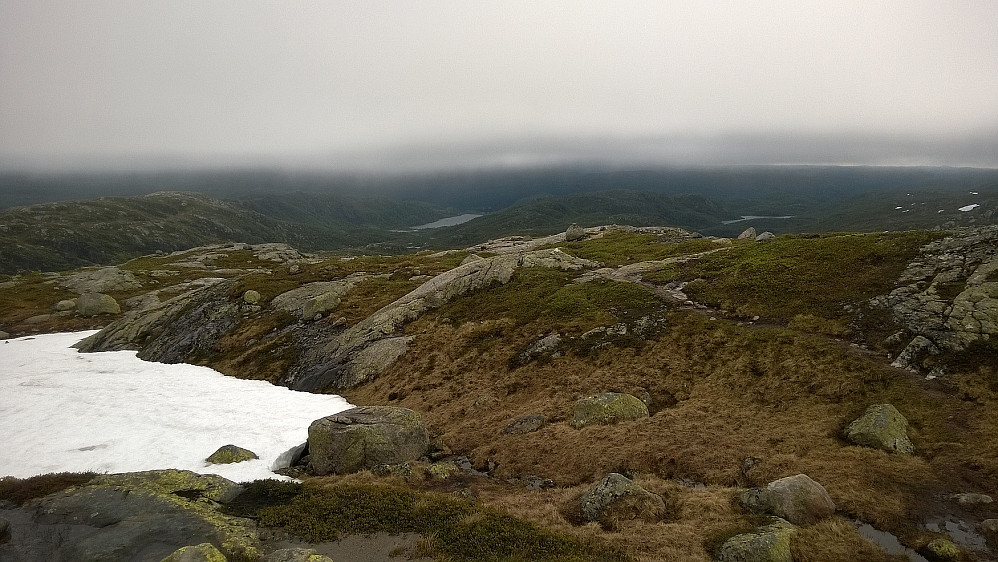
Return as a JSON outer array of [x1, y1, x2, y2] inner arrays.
[[716, 518, 796, 562], [571, 392, 649, 429], [60, 267, 141, 294], [873, 226, 998, 357], [270, 276, 365, 320], [308, 406, 429, 475], [579, 473, 667, 524], [293, 248, 597, 391], [75, 293, 121, 316], [738, 474, 836, 526], [206, 445, 259, 465], [0, 470, 257, 562], [843, 404, 915, 454], [76, 279, 242, 365]]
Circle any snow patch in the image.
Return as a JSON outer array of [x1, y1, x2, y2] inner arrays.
[[958, 204, 980, 212], [0, 331, 353, 481]]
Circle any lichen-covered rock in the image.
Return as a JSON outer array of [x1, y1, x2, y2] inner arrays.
[[571, 392, 649, 429], [76, 292, 121, 316], [265, 547, 334, 562], [269, 278, 365, 318], [242, 290, 261, 304], [756, 231, 776, 242], [161, 542, 227, 562], [502, 413, 547, 435], [206, 445, 259, 465], [0, 470, 257, 561], [336, 336, 413, 388], [738, 474, 835, 526], [950, 492, 993, 505], [716, 518, 796, 562], [579, 473, 667, 524], [843, 404, 915, 454], [54, 299, 77, 311], [565, 223, 587, 242], [891, 335, 940, 372], [308, 406, 429, 475], [738, 227, 757, 240], [924, 538, 961, 561], [60, 266, 141, 294], [301, 292, 341, 320]]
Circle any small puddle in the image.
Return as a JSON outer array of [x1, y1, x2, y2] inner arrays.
[[854, 521, 929, 562], [924, 516, 989, 551]]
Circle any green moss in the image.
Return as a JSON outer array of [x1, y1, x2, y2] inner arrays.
[[258, 483, 628, 561], [571, 393, 650, 429], [557, 231, 719, 267], [161, 543, 228, 562], [680, 231, 943, 321]]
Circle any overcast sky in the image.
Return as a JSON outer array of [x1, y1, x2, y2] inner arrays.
[[2, 1, 997, 170]]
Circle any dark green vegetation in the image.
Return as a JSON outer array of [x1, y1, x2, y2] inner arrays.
[[0, 472, 95, 506], [2, 165, 996, 274], [231, 480, 627, 562]]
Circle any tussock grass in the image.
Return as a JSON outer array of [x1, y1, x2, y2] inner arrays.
[[253, 480, 628, 561], [0, 472, 96, 505], [790, 518, 909, 562]]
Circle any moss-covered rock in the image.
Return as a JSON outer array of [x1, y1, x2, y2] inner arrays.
[[571, 392, 649, 429], [579, 473, 667, 524], [923, 538, 961, 561], [76, 292, 120, 317], [843, 404, 915, 454], [206, 445, 259, 465], [716, 518, 797, 562], [301, 292, 341, 320], [264, 548, 333, 562], [308, 406, 429, 475], [161, 542, 227, 562], [738, 474, 836, 526], [242, 290, 261, 304]]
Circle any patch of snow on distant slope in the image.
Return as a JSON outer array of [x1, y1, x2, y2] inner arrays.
[[0, 331, 353, 482], [958, 204, 980, 212]]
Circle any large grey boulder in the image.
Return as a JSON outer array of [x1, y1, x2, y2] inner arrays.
[[579, 473, 667, 524], [738, 474, 835, 525], [843, 404, 915, 454], [308, 406, 429, 475], [565, 223, 586, 242], [756, 231, 776, 242], [737, 227, 757, 240], [60, 267, 141, 294], [571, 392, 649, 429], [76, 293, 121, 317], [716, 518, 796, 562]]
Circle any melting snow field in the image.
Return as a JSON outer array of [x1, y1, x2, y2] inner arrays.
[[958, 204, 980, 212], [0, 331, 353, 482]]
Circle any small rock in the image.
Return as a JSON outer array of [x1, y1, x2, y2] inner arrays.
[[54, 299, 77, 311], [924, 538, 961, 561], [843, 404, 915, 454], [716, 518, 796, 562], [565, 223, 586, 242], [288, 264, 301, 275], [76, 293, 121, 317], [265, 548, 334, 562], [579, 473, 667, 524], [242, 290, 261, 304], [571, 392, 649, 429], [502, 413, 547, 435], [206, 445, 259, 465], [737, 227, 757, 240], [756, 231, 776, 242], [950, 492, 993, 505], [739, 474, 836, 526], [160, 542, 227, 562], [981, 519, 998, 543]]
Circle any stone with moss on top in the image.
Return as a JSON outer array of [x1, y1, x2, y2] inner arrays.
[[242, 290, 261, 304], [738, 474, 835, 526], [76, 292, 121, 317], [308, 406, 429, 475], [206, 444, 259, 465], [265, 547, 334, 562], [571, 392, 649, 429], [579, 473, 667, 525], [924, 538, 960, 561], [843, 403, 915, 454], [716, 518, 796, 562], [161, 542, 227, 562]]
